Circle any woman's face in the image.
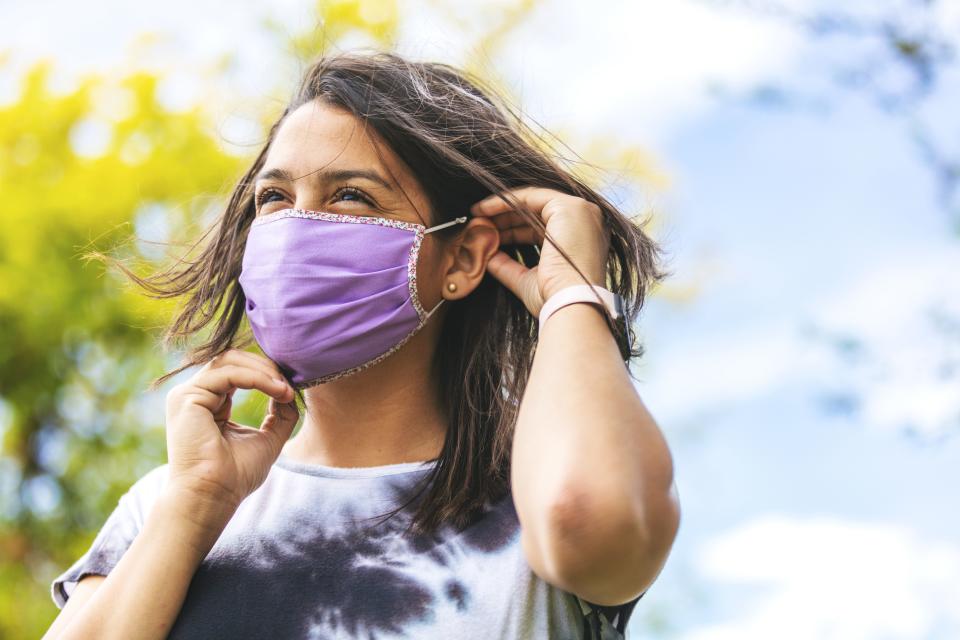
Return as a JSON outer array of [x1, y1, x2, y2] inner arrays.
[[253, 100, 457, 312], [254, 100, 434, 226]]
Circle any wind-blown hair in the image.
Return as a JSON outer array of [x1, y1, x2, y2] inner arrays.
[[105, 49, 670, 536]]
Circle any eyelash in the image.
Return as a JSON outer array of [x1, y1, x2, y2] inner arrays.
[[255, 186, 373, 209]]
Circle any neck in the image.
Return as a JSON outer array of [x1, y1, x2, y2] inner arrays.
[[279, 329, 447, 468]]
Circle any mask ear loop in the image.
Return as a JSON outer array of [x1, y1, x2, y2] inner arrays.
[[423, 215, 468, 235], [420, 216, 469, 319]]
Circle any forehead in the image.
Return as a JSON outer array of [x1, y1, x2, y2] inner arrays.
[[264, 101, 411, 188]]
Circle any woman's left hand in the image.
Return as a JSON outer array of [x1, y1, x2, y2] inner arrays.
[[470, 186, 610, 315]]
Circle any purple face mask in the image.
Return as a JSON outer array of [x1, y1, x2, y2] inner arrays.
[[238, 208, 468, 389]]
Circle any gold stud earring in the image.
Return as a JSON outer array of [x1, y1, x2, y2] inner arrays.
[[446, 282, 458, 293]]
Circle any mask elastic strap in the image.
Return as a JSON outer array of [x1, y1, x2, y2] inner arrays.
[[419, 216, 466, 322], [424, 297, 445, 320], [423, 216, 468, 234]]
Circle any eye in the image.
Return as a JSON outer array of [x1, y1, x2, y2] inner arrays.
[[255, 187, 286, 210], [333, 186, 373, 206], [254, 185, 374, 213]]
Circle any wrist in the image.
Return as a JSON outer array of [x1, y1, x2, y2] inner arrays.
[[153, 488, 238, 558], [541, 277, 605, 302], [538, 282, 632, 362]]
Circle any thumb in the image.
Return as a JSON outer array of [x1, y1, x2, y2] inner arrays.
[[261, 397, 300, 450], [488, 251, 532, 297]]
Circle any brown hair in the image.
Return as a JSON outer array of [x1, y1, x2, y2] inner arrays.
[[102, 49, 670, 537]]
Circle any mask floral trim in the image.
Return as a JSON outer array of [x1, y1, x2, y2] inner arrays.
[[247, 207, 435, 388]]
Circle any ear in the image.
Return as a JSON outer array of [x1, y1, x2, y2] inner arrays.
[[442, 217, 500, 299]]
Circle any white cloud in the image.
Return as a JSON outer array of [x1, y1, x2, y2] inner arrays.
[[392, 0, 813, 147], [639, 243, 960, 437], [637, 321, 819, 423], [684, 514, 960, 639], [805, 243, 960, 437], [808, 244, 960, 344], [480, 0, 809, 146], [4, 0, 811, 151]]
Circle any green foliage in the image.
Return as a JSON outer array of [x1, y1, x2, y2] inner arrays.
[[0, 5, 409, 636], [0, 58, 248, 637]]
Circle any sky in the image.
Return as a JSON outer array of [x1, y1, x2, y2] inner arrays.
[[3, 0, 958, 637]]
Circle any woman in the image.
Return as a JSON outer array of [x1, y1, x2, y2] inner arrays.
[[45, 50, 680, 639]]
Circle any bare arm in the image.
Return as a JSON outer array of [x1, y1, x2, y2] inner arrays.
[[45, 489, 237, 640], [44, 348, 299, 639], [514, 302, 679, 605], [470, 186, 680, 606], [44, 576, 105, 639]]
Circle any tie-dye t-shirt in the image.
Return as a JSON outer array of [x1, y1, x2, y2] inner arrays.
[[51, 454, 645, 639]]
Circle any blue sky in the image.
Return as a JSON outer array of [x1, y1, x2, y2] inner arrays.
[[4, 0, 958, 637], [626, 5, 960, 637]]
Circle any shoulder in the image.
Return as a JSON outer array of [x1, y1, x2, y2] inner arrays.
[[49, 462, 170, 609], [117, 462, 170, 526], [127, 462, 169, 496]]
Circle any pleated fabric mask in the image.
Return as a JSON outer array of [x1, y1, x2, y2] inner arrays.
[[238, 208, 468, 389]]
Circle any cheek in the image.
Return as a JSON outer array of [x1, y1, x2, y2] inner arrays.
[[414, 239, 448, 297]]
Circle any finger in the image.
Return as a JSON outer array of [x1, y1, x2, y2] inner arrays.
[[190, 365, 292, 411], [229, 349, 289, 379], [212, 389, 234, 424], [205, 349, 284, 379], [486, 251, 533, 301], [474, 210, 541, 231], [208, 349, 287, 382], [498, 226, 544, 246], [471, 186, 558, 220], [260, 398, 300, 450]]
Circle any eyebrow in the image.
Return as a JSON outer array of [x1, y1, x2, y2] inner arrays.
[[254, 167, 395, 192]]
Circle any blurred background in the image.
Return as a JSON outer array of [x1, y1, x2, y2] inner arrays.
[[1, 0, 958, 637]]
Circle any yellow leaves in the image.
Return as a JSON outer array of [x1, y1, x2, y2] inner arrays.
[[321, 0, 399, 39], [0, 58, 245, 355], [278, 0, 400, 59]]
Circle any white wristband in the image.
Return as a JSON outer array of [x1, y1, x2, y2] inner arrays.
[[538, 284, 620, 334]]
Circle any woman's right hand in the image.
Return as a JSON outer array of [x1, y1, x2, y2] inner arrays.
[[163, 349, 300, 513]]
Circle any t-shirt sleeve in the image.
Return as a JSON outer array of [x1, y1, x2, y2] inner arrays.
[[50, 463, 169, 609]]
